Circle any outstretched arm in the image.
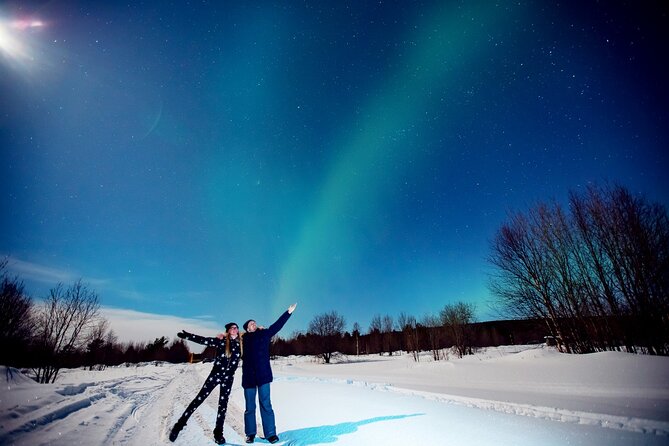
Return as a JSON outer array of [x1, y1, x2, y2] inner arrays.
[[266, 303, 297, 337], [177, 330, 219, 346]]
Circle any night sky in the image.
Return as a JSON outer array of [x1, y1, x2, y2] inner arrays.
[[2, 1, 668, 339]]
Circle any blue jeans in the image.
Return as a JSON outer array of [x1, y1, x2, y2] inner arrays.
[[244, 383, 276, 437]]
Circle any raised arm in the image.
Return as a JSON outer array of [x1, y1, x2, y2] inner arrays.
[[266, 303, 297, 337]]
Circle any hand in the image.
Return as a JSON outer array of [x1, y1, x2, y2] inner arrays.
[[216, 333, 226, 339], [177, 330, 188, 339], [288, 302, 297, 314]]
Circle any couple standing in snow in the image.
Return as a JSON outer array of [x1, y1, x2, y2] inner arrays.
[[169, 302, 297, 445]]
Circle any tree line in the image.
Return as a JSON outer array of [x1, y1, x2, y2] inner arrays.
[[270, 302, 479, 363], [0, 257, 490, 377], [0, 263, 190, 383]]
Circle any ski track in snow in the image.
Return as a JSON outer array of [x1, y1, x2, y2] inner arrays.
[[1, 365, 183, 445]]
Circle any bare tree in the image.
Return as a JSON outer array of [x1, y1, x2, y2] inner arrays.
[[421, 314, 442, 360], [489, 207, 569, 351], [32, 280, 102, 383], [368, 314, 383, 354], [86, 319, 110, 370], [440, 302, 476, 358], [381, 314, 394, 355], [489, 184, 669, 355], [308, 311, 345, 363], [0, 259, 34, 366], [571, 185, 669, 354], [398, 312, 420, 361], [352, 322, 361, 355]]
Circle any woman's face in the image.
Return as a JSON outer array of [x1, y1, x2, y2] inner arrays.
[[228, 325, 239, 338]]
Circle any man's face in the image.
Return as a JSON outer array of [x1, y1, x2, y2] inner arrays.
[[246, 320, 257, 332]]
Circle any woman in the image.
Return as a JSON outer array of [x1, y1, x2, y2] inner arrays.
[[169, 322, 241, 444]]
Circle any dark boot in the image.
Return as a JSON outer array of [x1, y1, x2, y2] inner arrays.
[[168, 419, 186, 442], [267, 435, 279, 444], [213, 426, 226, 444], [245, 434, 255, 443]]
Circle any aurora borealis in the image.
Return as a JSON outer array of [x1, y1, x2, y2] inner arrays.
[[1, 1, 667, 338]]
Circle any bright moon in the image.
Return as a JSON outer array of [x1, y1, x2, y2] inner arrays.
[[0, 14, 45, 70]]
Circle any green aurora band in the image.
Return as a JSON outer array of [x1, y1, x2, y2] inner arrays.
[[275, 3, 525, 314]]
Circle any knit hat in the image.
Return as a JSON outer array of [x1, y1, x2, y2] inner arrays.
[[243, 319, 255, 331], [225, 322, 239, 332]]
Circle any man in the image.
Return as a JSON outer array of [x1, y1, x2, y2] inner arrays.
[[241, 303, 297, 444]]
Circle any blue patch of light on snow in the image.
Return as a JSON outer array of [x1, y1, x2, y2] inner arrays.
[[278, 414, 424, 445]]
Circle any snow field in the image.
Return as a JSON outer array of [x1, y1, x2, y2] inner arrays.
[[1, 345, 667, 445]]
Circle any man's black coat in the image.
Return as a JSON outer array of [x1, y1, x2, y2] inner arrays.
[[241, 310, 291, 388]]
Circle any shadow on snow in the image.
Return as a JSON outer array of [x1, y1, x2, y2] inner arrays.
[[276, 413, 425, 445]]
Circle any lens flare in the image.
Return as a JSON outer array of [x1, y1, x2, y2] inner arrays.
[[0, 12, 46, 72], [10, 19, 45, 30]]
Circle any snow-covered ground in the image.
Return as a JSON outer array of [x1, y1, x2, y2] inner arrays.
[[1, 345, 668, 445]]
